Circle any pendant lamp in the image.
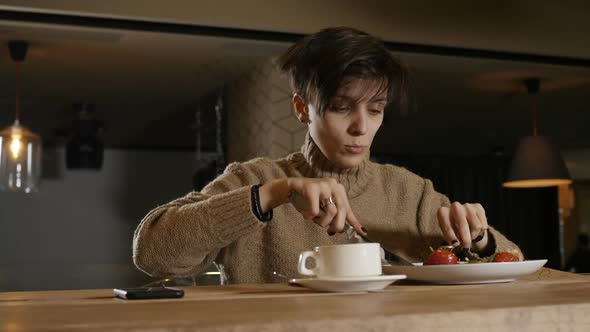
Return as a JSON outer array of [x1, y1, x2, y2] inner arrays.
[[502, 78, 572, 188], [0, 41, 42, 192]]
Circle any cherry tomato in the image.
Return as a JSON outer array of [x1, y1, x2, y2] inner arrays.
[[426, 249, 458, 265], [493, 252, 518, 262]]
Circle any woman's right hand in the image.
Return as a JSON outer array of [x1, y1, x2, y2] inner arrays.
[[259, 178, 365, 235]]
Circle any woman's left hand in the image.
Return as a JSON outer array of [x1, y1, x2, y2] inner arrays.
[[437, 202, 490, 254]]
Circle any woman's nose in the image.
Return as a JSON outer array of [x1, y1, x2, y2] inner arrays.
[[348, 110, 368, 136]]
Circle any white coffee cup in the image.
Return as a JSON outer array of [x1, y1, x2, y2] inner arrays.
[[297, 243, 382, 279]]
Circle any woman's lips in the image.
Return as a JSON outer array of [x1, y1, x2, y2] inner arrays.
[[344, 145, 366, 154]]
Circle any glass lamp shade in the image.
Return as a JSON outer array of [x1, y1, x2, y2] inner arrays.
[[0, 121, 42, 192], [503, 135, 572, 188]]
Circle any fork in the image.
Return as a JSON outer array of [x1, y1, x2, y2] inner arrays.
[[288, 191, 414, 266]]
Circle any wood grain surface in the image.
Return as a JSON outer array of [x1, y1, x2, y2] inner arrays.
[[1, 268, 589, 332]]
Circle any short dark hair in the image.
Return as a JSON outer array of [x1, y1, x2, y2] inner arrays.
[[276, 26, 410, 115]]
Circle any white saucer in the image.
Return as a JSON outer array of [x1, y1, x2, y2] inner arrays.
[[289, 274, 406, 292]]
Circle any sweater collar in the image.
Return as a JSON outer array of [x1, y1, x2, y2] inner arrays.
[[290, 132, 374, 198]]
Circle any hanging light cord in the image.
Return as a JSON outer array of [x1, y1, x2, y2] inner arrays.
[[9, 40, 28, 125], [524, 78, 540, 137], [531, 93, 537, 137], [15, 62, 21, 123]]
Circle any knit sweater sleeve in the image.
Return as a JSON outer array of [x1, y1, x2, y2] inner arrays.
[[416, 178, 524, 261], [132, 161, 267, 278]]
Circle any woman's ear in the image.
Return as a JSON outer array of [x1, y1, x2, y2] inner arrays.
[[293, 94, 310, 124]]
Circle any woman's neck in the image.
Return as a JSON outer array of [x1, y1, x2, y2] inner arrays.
[[293, 132, 374, 198]]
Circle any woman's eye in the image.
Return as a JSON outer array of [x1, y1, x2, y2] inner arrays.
[[369, 109, 383, 115], [330, 106, 350, 112]]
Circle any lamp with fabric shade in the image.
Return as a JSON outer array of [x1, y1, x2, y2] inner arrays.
[[502, 78, 572, 188], [503, 135, 572, 188]]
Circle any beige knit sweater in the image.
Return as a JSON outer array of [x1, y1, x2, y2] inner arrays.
[[133, 134, 522, 284]]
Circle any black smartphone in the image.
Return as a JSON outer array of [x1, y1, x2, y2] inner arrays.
[[113, 286, 184, 300]]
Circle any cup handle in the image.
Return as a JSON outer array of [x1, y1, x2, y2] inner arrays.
[[297, 250, 318, 276]]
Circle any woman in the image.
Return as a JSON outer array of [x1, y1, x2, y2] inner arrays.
[[133, 27, 522, 284]]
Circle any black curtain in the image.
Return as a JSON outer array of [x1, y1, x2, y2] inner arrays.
[[374, 154, 560, 269]]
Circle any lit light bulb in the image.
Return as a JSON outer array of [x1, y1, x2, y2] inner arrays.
[[10, 134, 22, 159], [0, 123, 42, 192]]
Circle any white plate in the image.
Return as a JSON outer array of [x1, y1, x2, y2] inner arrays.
[[289, 274, 406, 292], [383, 259, 547, 284]]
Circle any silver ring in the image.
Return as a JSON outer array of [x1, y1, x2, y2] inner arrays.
[[319, 196, 334, 210]]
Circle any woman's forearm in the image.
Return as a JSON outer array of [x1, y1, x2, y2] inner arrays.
[[133, 187, 265, 277]]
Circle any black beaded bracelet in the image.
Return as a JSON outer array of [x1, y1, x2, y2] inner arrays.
[[251, 184, 273, 222]]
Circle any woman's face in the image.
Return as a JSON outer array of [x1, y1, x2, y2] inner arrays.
[[306, 78, 387, 168]]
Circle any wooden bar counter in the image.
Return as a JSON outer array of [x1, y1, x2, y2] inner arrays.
[[1, 268, 589, 331]]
